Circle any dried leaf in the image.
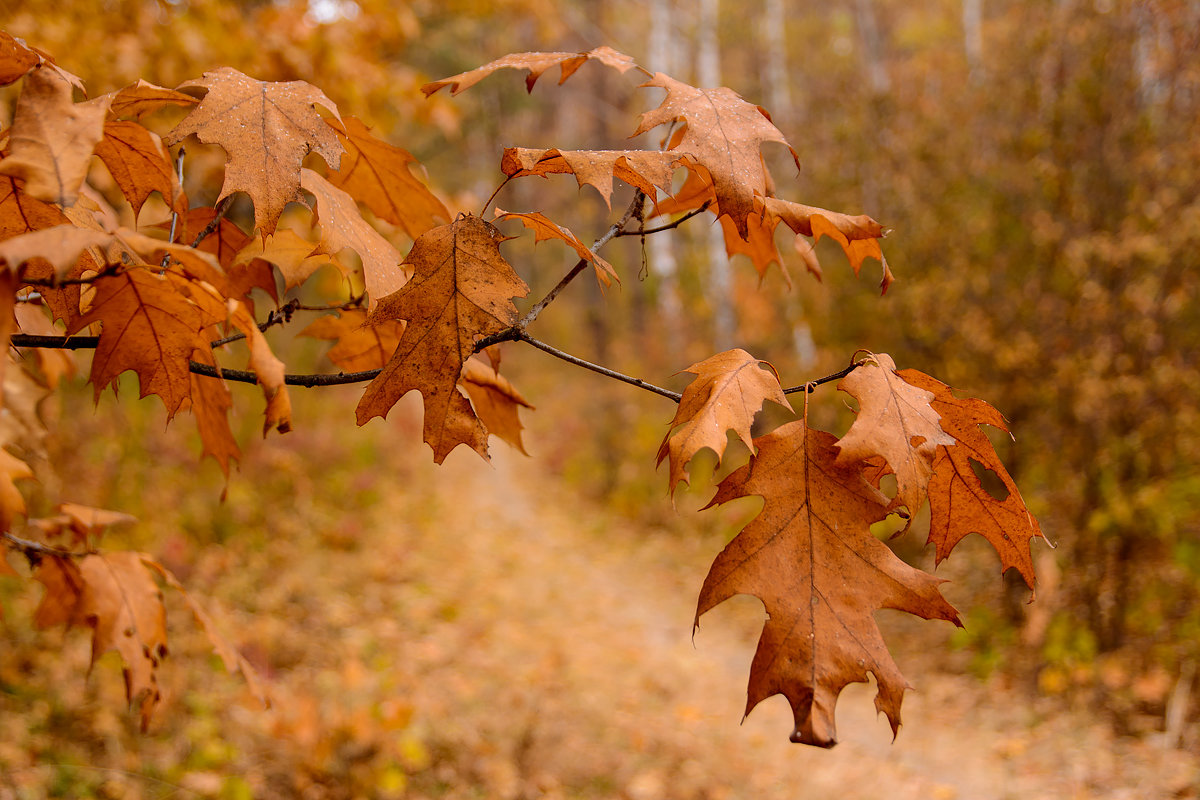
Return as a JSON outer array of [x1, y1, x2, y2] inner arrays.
[[459, 357, 533, 455], [228, 299, 292, 435], [633, 73, 797, 239], [301, 168, 404, 308], [356, 215, 528, 463], [422, 46, 637, 96], [658, 349, 790, 495], [94, 120, 186, 216], [500, 147, 681, 209], [300, 309, 402, 373], [493, 208, 618, 287], [165, 68, 344, 234], [897, 369, 1045, 589], [102, 79, 199, 119], [835, 353, 955, 518], [325, 116, 449, 238], [0, 225, 110, 280], [698, 420, 961, 746], [188, 345, 239, 477], [0, 66, 110, 206], [0, 447, 32, 531]]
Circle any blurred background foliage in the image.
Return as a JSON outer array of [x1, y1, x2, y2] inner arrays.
[[1, 0, 1199, 796]]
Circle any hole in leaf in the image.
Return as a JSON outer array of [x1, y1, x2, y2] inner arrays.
[[969, 458, 1010, 502]]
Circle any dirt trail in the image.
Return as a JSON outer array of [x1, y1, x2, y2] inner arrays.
[[390, 447, 1197, 800]]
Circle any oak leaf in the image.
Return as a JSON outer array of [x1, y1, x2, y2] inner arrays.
[[835, 353, 955, 518], [324, 116, 449, 238], [897, 369, 1044, 589], [172, 207, 279, 303], [187, 345, 239, 477], [422, 46, 637, 96], [0, 225, 109, 280], [493, 208, 618, 287], [94, 120, 186, 216], [231, 228, 332, 292], [165, 68, 344, 234], [460, 357, 533, 455], [34, 552, 168, 730], [356, 215, 529, 463], [301, 309, 402, 373], [66, 268, 213, 417], [228, 299, 292, 435], [658, 349, 790, 495], [500, 147, 681, 209], [0, 32, 84, 92], [0, 66, 110, 206], [102, 79, 199, 120], [31, 502, 137, 548], [698, 420, 961, 746], [0, 447, 32, 531], [633, 73, 797, 239], [301, 168, 405, 307]]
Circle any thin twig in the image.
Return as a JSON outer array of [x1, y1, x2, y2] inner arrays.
[[519, 331, 681, 402], [781, 361, 862, 395], [187, 360, 382, 388], [12, 334, 99, 350], [161, 146, 186, 268], [480, 175, 513, 218], [616, 201, 711, 237], [191, 195, 234, 249], [1, 531, 92, 560]]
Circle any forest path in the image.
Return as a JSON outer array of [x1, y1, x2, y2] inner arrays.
[[372, 444, 1195, 800]]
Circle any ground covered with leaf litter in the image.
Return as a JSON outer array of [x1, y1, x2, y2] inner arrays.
[[0, 394, 1196, 799]]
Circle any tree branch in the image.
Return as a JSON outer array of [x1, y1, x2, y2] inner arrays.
[[187, 360, 383, 388], [191, 195, 234, 249], [615, 201, 711, 237], [781, 361, 862, 395], [518, 331, 681, 402], [1, 531, 92, 561]]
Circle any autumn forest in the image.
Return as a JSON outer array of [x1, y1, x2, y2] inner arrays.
[[0, 0, 1197, 798]]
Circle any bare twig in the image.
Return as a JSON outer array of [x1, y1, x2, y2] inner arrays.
[[161, 146, 187, 269], [518, 331, 681, 402], [616, 201, 712, 237], [12, 334, 100, 349], [781, 361, 863, 395], [187, 360, 382, 388], [191, 195, 234, 249], [1, 531, 92, 561]]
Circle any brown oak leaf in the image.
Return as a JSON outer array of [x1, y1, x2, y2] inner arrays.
[[698, 420, 961, 746], [493, 208, 618, 287], [500, 147, 681, 209], [228, 299, 292, 435], [94, 120, 186, 216], [231, 228, 333, 292], [835, 353, 955, 518], [460, 357, 533, 456], [187, 345, 239, 477], [0, 225, 110, 280], [301, 309, 402, 373], [325, 116, 449, 239], [34, 552, 169, 730], [633, 73, 797, 239], [0, 66, 111, 206], [897, 369, 1045, 589], [67, 268, 213, 417], [31, 502, 137, 548], [301, 168, 404, 308], [422, 46, 638, 96], [0, 31, 41, 86], [658, 349, 790, 495], [165, 68, 344, 234], [171, 207, 279, 304], [102, 79, 199, 120], [0, 447, 32, 531], [356, 215, 529, 463]]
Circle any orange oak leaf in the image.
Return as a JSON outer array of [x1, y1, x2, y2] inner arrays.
[[460, 357, 533, 456], [658, 349, 791, 495], [718, 208, 785, 279], [34, 552, 169, 730], [165, 68, 344, 234], [31, 502, 137, 548], [228, 299, 292, 436], [422, 46, 638, 96], [171, 207, 278, 304], [0, 32, 41, 86], [500, 147, 682, 209], [187, 345, 239, 477], [0, 66, 111, 206], [0, 225, 110, 280], [0, 447, 32, 531], [66, 269, 213, 417], [807, 212, 893, 293], [633, 73, 797, 239], [102, 79, 199, 120], [301, 309, 403, 373], [355, 215, 529, 463], [301, 168, 404, 307], [897, 369, 1044, 589], [94, 120, 186, 216], [141, 556, 269, 707], [493, 208, 618, 288], [324, 116, 449, 239], [698, 420, 961, 746], [835, 353, 955, 518], [231, 228, 333, 292]]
